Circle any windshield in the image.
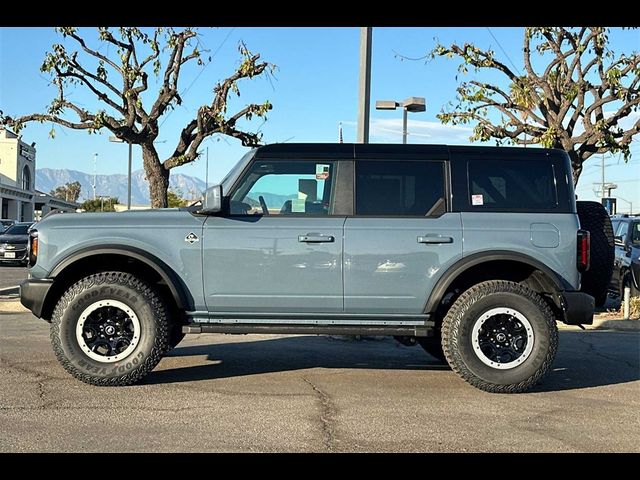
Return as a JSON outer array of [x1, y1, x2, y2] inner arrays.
[[220, 150, 256, 193], [3, 224, 30, 235]]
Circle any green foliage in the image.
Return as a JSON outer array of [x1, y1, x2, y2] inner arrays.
[[430, 27, 639, 183], [81, 197, 119, 212], [167, 189, 187, 208], [50, 181, 82, 202]]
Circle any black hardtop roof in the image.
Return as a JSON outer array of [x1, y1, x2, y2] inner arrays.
[[253, 143, 565, 160]]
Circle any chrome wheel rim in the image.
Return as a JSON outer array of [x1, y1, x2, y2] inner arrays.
[[471, 307, 534, 370], [75, 300, 140, 363]]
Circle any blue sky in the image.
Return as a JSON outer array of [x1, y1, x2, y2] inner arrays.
[[0, 27, 638, 210]]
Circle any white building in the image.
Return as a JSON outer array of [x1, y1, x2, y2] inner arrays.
[[0, 128, 35, 221], [34, 190, 80, 220]]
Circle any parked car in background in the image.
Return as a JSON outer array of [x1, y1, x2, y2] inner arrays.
[[0, 219, 15, 234], [0, 222, 35, 266], [610, 215, 640, 298]]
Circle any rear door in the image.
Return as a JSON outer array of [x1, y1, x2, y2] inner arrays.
[[343, 156, 463, 314]]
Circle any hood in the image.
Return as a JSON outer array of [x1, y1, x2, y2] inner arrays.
[[0, 234, 28, 244]]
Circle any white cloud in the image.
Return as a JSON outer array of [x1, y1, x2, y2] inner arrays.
[[341, 118, 475, 144]]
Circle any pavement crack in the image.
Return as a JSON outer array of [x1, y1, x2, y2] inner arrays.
[[576, 334, 638, 370], [302, 376, 337, 452]]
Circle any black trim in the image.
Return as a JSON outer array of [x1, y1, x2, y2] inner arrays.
[[561, 291, 594, 325], [183, 323, 433, 337], [424, 251, 570, 313], [197, 311, 431, 321], [48, 245, 193, 310], [19, 278, 53, 319]]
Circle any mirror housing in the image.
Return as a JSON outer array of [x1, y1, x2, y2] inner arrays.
[[201, 184, 223, 214], [614, 235, 625, 247]]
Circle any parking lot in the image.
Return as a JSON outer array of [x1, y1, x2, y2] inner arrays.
[[0, 265, 27, 291], [1, 305, 638, 452]]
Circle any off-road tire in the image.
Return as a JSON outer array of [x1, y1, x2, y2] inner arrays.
[[417, 335, 447, 363], [50, 271, 169, 386], [441, 280, 558, 393], [577, 201, 615, 307]]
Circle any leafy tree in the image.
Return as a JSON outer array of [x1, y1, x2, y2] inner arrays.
[[81, 197, 118, 212], [431, 27, 639, 184], [0, 27, 274, 207], [50, 181, 81, 202], [167, 189, 187, 208]]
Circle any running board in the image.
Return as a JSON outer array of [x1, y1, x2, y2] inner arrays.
[[183, 323, 433, 337]]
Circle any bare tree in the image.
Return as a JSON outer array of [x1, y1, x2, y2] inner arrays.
[[431, 27, 639, 184], [0, 27, 274, 207]]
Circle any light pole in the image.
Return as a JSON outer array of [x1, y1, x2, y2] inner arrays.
[[375, 97, 426, 144], [92, 153, 98, 200], [109, 136, 132, 210]]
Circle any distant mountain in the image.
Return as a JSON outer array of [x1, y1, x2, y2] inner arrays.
[[36, 168, 207, 205]]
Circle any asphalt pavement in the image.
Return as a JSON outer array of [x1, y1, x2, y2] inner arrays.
[[0, 310, 638, 452], [0, 265, 27, 291]]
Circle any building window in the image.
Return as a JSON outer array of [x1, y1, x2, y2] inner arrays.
[[22, 166, 31, 191]]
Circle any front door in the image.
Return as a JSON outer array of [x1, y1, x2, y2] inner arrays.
[[344, 159, 463, 314], [203, 158, 345, 313]]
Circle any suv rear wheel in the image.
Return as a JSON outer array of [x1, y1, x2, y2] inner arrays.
[[441, 280, 558, 393], [50, 271, 169, 386]]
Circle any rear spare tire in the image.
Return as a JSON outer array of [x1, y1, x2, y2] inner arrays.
[[576, 201, 614, 307]]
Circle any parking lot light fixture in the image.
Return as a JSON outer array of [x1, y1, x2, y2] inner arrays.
[[375, 97, 426, 144]]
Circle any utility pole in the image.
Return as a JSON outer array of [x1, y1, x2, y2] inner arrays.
[[127, 142, 132, 210], [93, 153, 98, 200], [357, 27, 372, 144], [601, 153, 605, 200]]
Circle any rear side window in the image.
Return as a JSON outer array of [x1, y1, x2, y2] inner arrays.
[[356, 161, 446, 216], [468, 160, 558, 210]]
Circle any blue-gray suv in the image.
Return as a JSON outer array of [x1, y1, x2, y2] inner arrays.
[[20, 144, 597, 392]]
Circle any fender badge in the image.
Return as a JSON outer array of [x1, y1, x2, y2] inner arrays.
[[185, 232, 199, 244]]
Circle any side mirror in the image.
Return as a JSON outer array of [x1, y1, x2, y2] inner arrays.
[[614, 235, 625, 247], [201, 184, 223, 214]]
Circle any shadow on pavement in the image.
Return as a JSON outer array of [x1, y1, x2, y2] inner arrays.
[[144, 330, 639, 392]]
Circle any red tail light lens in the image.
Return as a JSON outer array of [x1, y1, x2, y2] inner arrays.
[[577, 229, 590, 272]]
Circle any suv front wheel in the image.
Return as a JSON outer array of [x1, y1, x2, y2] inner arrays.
[[441, 280, 558, 393], [50, 271, 170, 386]]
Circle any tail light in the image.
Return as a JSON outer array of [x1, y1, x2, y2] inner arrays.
[[577, 229, 590, 272], [28, 230, 38, 267]]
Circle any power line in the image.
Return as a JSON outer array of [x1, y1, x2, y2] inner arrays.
[[486, 27, 521, 75]]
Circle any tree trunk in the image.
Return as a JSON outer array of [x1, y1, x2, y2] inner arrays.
[[567, 149, 583, 188], [141, 143, 170, 208]]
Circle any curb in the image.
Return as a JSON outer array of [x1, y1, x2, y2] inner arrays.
[[0, 300, 28, 313], [558, 317, 640, 332]]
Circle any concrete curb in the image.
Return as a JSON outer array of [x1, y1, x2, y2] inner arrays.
[[0, 300, 28, 313], [558, 316, 640, 332]]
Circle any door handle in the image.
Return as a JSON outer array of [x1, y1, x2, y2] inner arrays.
[[417, 235, 454, 244], [299, 234, 335, 243]]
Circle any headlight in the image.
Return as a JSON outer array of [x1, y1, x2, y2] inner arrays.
[[28, 230, 38, 267]]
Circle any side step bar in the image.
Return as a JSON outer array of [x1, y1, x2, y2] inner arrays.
[[183, 323, 433, 337]]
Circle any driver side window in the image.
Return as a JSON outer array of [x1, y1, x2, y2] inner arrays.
[[229, 160, 336, 216]]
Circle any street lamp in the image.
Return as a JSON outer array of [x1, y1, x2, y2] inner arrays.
[[109, 136, 132, 210], [375, 97, 426, 144]]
